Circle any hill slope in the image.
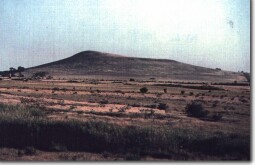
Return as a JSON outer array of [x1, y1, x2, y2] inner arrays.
[[25, 51, 245, 82]]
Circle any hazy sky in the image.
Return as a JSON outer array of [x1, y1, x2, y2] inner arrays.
[[0, 0, 250, 72]]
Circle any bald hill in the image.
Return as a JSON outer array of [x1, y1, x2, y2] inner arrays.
[[25, 51, 245, 82]]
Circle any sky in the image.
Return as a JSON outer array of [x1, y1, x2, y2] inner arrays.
[[0, 0, 250, 72]]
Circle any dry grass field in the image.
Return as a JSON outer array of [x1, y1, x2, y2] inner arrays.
[[0, 77, 250, 160]]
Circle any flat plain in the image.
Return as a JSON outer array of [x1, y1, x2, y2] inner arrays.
[[0, 77, 250, 160]]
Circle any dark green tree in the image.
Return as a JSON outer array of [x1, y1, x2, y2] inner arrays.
[[17, 66, 25, 72], [9, 67, 16, 77], [17, 66, 25, 77]]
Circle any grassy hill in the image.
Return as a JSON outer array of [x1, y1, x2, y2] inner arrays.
[[24, 50, 245, 82]]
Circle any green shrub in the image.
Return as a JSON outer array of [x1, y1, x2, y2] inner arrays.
[[185, 101, 208, 118], [140, 87, 148, 93]]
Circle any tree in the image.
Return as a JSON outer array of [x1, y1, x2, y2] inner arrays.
[[17, 66, 25, 77], [9, 67, 17, 77], [17, 66, 25, 72], [9, 67, 16, 72], [0, 71, 10, 77]]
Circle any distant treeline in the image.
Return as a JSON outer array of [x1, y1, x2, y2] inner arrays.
[[0, 66, 25, 77]]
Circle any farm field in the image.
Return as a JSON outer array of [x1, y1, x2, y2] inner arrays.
[[0, 0, 250, 162], [0, 78, 250, 161]]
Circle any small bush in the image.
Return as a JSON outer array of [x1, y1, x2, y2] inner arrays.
[[32, 71, 48, 79], [185, 101, 208, 118], [129, 78, 135, 82], [189, 92, 194, 96], [140, 87, 148, 93], [181, 91, 185, 95], [158, 103, 169, 110], [163, 88, 167, 93]]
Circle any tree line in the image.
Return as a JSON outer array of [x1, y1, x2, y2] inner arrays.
[[0, 66, 25, 78]]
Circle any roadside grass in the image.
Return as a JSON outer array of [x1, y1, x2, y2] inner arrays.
[[0, 103, 250, 160]]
